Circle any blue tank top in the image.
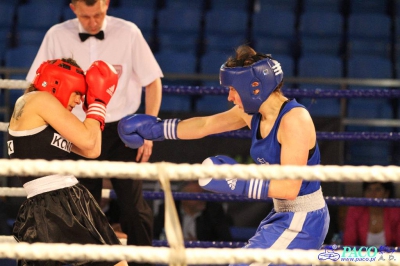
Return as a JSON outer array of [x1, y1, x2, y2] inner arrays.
[[250, 99, 320, 196]]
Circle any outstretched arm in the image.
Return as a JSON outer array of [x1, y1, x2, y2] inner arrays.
[[118, 105, 251, 149], [177, 105, 250, 139]]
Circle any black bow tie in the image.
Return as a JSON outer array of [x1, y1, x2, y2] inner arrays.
[[79, 30, 104, 42]]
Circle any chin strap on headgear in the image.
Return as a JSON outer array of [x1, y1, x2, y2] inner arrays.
[[219, 54, 283, 114], [33, 59, 87, 108]]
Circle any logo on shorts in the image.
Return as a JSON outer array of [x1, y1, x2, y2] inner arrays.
[[226, 178, 237, 190], [257, 157, 269, 164], [7, 140, 14, 155], [51, 133, 72, 153]]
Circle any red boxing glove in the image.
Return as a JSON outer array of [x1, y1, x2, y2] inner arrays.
[[84, 60, 118, 130]]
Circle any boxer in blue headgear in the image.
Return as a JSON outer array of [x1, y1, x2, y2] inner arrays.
[[118, 45, 329, 266], [220, 54, 283, 114]]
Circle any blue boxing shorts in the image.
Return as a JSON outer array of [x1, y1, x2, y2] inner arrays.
[[233, 188, 329, 266]]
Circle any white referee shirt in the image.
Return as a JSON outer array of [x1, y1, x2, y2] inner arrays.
[[26, 16, 163, 123]]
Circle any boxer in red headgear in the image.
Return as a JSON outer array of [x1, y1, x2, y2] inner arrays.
[[33, 59, 87, 108], [8, 58, 127, 266]]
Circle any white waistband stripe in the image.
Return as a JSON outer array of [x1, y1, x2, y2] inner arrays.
[[23, 175, 78, 198]]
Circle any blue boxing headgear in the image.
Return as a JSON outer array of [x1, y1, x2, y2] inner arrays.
[[219, 56, 283, 114]]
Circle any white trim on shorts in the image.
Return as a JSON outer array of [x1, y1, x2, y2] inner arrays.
[[23, 174, 79, 198]]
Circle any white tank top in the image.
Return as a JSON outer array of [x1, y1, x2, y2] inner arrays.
[[366, 230, 385, 246]]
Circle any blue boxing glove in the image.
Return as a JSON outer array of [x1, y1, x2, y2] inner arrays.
[[199, 155, 270, 199], [118, 114, 180, 149]]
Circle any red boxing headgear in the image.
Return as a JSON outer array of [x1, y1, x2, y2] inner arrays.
[[33, 59, 87, 108]]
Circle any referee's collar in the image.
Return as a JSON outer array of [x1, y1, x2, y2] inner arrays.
[[78, 16, 107, 36]]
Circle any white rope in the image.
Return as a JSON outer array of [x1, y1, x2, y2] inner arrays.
[[0, 236, 15, 243], [0, 79, 30, 89], [157, 163, 186, 266], [0, 242, 396, 265], [1, 158, 400, 182], [0, 187, 27, 197], [0, 122, 9, 132]]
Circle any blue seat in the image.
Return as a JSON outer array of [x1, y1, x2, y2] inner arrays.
[[397, 57, 400, 80], [0, 3, 16, 31], [347, 13, 391, 58], [252, 7, 296, 39], [297, 54, 343, 117], [302, 0, 342, 12], [158, 33, 199, 54], [345, 124, 391, 165], [345, 141, 391, 166], [253, 36, 295, 56], [299, 11, 344, 56], [0, 29, 11, 61], [17, 29, 47, 46], [345, 54, 393, 166], [155, 51, 198, 112], [204, 35, 248, 54], [164, 0, 204, 9], [158, 7, 202, 35], [108, 6, 155, 40], [347, 55, 392, 80], [257, 0, 298, 12], [0, 259, 17, 266], [0, 3, 14, 61], [210, 0, 250, 10], [298, 54, 342, 79], [4, 45, 39, 78], [349, 0, 389, 14], [155, 50, 197, 75], [300, 11, 343, 37], [204, 9, 249, 53], [252, 7, 296, 63], [4, 45, 39, 104], [16, 3, 62, 31], [348, 13, 391, 41], [397, 1, 400, 16], [346, 55, 393, 119], [157, 7, 202, 53], [25, 0, 66, 10], [118, 0, 156, 8]]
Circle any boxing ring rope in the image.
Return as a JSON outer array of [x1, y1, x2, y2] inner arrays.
[[1, 242, 389, 266], [1, 187, 400, 208], [2, 159, 400, 182], [0, 159, 400, 264], [1, 80, 400, 265]]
